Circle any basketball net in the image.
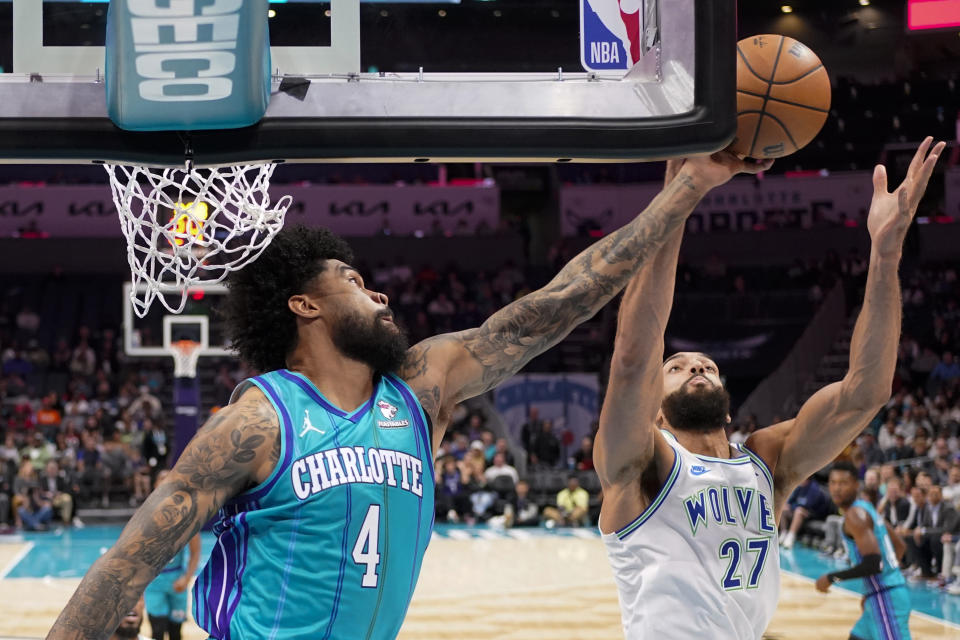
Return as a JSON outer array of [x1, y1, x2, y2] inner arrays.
[[104, 163, 292, 318], [171, 339, 203, 378]]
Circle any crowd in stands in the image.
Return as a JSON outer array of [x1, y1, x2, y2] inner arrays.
[[431, 406, 598, 529], [0, 303, 176, 532]]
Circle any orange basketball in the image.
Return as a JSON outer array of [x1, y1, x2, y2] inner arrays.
[[730, 35, 831, 159]]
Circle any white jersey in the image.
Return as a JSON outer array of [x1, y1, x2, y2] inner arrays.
[[601, 432, 780, 639]]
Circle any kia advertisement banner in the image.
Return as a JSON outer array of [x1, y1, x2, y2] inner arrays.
[[560, 172, 880, 236], [0, 184, 499, 238]]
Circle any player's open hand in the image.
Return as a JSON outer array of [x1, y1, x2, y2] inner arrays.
[[868, 136, 945, 258], [173, 575, 190, 593], [815, 574, 832, 593], [677, 149, 773, 192]]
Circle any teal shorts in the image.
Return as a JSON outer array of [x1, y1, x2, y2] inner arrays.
[[144, 571, 188, 623], [851, 586, 911, 640]]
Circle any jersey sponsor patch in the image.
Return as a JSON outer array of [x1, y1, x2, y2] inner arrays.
[[376, 400, 410, 428]]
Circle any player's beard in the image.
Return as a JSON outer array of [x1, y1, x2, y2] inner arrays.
[[661, 381, 731, 433], [331, 308, 409, 374], [113, 622, 140, 639]]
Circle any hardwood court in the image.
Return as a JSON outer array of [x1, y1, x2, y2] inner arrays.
[[2, 535, 958, 639]]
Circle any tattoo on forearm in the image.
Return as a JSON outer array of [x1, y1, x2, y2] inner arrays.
[[460, 177, 700, 392], [47, 396, 280, 640]]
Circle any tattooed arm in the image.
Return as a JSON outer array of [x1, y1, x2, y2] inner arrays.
[[400, 151, 769, 444], [47, 387, 280, 640]]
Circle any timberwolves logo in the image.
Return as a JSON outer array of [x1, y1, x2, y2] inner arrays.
[[377, 401, 409, 429]]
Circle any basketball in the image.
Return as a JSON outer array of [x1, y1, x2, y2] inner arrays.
[[731, 34, 831, 159]]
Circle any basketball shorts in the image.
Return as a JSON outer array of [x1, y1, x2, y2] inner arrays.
[[851, 586, 911, 640], [145, 572, 188, 623]]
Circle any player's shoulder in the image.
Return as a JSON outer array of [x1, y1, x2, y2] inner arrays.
[[844, 503, 875, 531], [197, 383, 279, 444], [743, 419, 792, 480]]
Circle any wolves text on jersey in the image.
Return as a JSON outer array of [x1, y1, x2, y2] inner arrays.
[[682, 485, 776, 536], [291, 446, 424, 500]]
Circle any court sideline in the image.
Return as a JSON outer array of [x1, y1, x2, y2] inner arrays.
[[2, 528, 958, 639]]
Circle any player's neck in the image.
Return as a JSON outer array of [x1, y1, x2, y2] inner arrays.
[[665, 426, 733, 459], [287, 343, 377, 413]]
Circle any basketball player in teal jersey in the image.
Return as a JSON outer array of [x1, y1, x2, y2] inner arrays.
[[49, 150, 771, 640], [817, 461, 911, 640], [593, 138, 943, 638], [143, 472, 200, 640]]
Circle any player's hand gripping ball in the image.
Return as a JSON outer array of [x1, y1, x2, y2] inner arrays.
[[730, 35, 831, 159]]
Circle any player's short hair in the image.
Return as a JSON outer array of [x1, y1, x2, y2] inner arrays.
[[829, 461, 858, 480], [223, 224, 354, 372]]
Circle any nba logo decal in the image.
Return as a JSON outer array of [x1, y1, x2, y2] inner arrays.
[[580, 0, 642, 72]]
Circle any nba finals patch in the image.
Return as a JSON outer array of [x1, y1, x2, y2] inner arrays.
[[377, 400, 410, 429]]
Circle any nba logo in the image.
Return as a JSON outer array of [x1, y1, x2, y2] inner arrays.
[[580, 0, 642, 72]]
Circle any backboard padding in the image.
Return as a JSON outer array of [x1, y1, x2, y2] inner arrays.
[[0, 0, 735, 164]]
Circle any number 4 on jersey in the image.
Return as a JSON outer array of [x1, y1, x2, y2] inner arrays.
[[353, 504, 381, 587]]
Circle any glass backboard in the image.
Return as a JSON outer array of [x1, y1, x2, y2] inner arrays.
[[0, 0, 736, 164]]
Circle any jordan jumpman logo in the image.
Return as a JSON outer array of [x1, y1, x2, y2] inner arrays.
[[299, 410, 326, 437]]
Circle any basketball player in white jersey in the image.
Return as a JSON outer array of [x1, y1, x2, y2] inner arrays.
[[595, 137, 944, 639]]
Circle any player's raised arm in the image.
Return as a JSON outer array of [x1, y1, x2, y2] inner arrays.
[[399, 152, 770, 437], [592, 159, 691, 487], [752, 137, 946, 500], [47, 388, 280, 640]]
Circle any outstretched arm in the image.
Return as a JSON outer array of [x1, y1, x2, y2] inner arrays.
[[400, 152, 767, 437], [885, 520, 907, 561], [751, 138, 945, 500], [593, 158, 699, 486], [173, 533, 202, 593], [47, 388, 279, 640]]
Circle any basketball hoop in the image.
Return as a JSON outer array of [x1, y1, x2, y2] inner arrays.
[[171, 339, 203, 379], [104, 162, 292, 318]]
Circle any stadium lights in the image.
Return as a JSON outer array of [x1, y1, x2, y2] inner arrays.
[[859, 0, 870, 6], [781, 5, 794, 13], [268, 8, 276, 18]]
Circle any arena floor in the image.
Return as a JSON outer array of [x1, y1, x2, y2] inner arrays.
[[1, 525, 959, 639]]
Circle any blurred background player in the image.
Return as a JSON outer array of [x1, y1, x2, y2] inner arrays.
[[817, 461, 910, 640], [142, 471, 200, 640], [594, 139, 943, 639], [112, 597, 153, 640]]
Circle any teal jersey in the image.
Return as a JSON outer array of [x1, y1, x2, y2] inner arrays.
[[841, 499, 906, 594], [192, 370, 435, 640], [160, 546, 187, 575]]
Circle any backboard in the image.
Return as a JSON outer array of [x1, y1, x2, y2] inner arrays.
[[122, 281, 232, 359], [0, 0, 736, 164]]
